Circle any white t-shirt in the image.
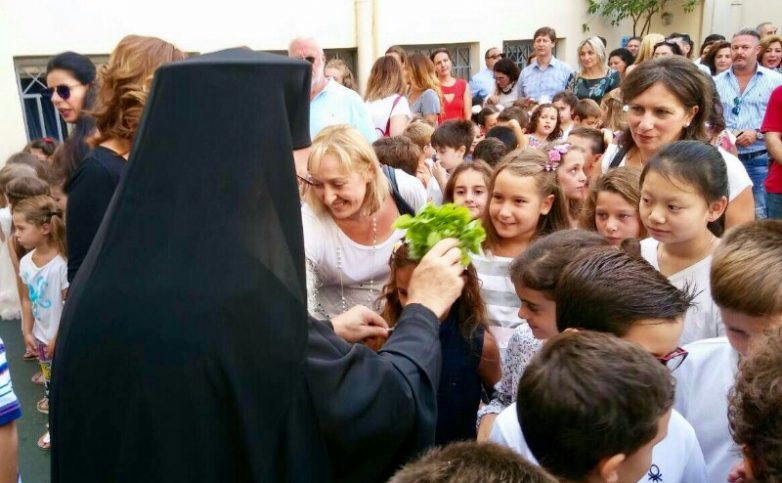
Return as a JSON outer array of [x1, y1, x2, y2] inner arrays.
[[490, 403, 707, 483], [303, 169, 426, 319], [600, 144, 752, 202], [19, 251, 68, 344], [673, 337, 740, 483], [366, 95, 412, 138], [472, 252, 522, 329], [641, 238, 723, 345]]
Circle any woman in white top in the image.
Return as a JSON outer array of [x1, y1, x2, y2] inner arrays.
[[484, 59, 520, 109], [303, 125, 426, 319], [600, 56, 754, 229], [364, 56, 412, 138]]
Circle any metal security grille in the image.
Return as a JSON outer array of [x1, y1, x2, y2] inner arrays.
[[503, 40, 559, 70], [400, 44, 472, 80]]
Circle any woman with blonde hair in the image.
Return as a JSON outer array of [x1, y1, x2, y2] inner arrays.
[[406, 53, 442, 125], [66, 35, 186, 282], [325, 58, 359, 92], [567, 36, 620, 102], [365, 56, 412, 137], [302, 125, 426, 319], [625, 33, 665, 74]]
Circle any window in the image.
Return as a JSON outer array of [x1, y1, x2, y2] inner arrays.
[[503, 40, 559, 70], [400, 44, 473, 80]]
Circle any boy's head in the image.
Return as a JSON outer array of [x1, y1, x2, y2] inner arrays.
[[389, 441, 556, 483], [573, 99, 602, 129], [431, 120, 475, 171], [485, 125, 519, 151], [372, 136, 422, 176], [518, 330, 674, 483], [728, 325, 782, 483], [711, 220, 782, 356], [567, 127, 606, 177], [497, 107, 530, 131], [403, 120, 435, 159], [552, 91, 578, 126], [472, 138, 509, 167], [556, 248, 694, 364]]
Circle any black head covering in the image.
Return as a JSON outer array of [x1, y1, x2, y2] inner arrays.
[[51, 48, 312, 482], [46, 51, 96, 84]]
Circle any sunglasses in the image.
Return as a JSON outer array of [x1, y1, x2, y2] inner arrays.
[[300, 56, 317, 64], [487, 53, 506, 60], [657, 346, 688, 371], [732, 96, 743, 116], [43, 83, 83, 100]]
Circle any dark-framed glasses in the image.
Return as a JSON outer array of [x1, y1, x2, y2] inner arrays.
[[732, 96, 743, 116], [42, 83, 83, 100], [487, 53, 506, 60], [657, 346, 688, 371], [300, 56, 316, 64]]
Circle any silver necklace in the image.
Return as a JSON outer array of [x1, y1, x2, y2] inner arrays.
[[336, 216, 378, 313]]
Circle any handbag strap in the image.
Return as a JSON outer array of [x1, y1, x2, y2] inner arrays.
[[382, 95, 404, 138]]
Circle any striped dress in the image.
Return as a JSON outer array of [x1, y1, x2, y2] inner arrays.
[[472, 252, 522, 329], [0, 336, 22, 426]]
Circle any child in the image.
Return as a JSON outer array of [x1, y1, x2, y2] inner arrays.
[[473, 105, 499, 135], [372, 136, 421, 177], [443, 161, 492, 220], [567, 127, 607, 183], [728, 325, 782, 483], [471, 138, 509, 168], [403, 120, 441, 204], [485, 125, 518, 151], [23, 137, 58, 162], [379, 242, 500, 445], [639, 141, 728, 345], [430, 120, 475, 195], [581, 167, 644, 245], [600, 88, 627, 134], [552, 91, 578, 138], [0, 166, 34, 322], [490, 248, 709, 483], [572, 98, 602, 129], [389, 441, 556, 483], [474, 150, 569, 331], [516, 331, 675, 483], [543, 142, 588, 228], [476, 230, 608, 440], [14, 195, 68, 450], [525, 104, 561, 149], [675, 219, 782, 482]]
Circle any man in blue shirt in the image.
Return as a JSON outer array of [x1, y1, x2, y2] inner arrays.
[[518, 27, 573, 103], [288, 37, 376, 144], [715, 28, 782, 219], [469, 47, 503, 105]]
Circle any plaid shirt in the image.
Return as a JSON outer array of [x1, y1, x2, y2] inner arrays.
[[517, 56, 573, 102]]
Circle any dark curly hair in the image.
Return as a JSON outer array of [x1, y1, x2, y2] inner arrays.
[[527, 103, 562, 141]]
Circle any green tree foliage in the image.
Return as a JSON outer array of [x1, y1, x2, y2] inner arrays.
[[586, 0, 699, 36]]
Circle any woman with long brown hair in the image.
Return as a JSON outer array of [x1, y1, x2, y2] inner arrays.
[[364, 56, 412, 137], [406, 53, 441, 125], [66, 35, 186, 282]]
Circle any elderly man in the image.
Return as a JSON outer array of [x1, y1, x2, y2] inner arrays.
[[469, 47, 504, 104], [517, 27, 573, 103], [758, 22, 778, 38], [288, 37, 375, 143], [715, 28, 782, 219]]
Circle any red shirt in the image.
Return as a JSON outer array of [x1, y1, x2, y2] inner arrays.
[[762, 85, 782, 193], [440, 79, 468, 122]]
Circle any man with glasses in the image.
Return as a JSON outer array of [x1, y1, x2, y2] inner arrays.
[[469, 47, 504, 105], [715, 28, 782, 219], [288, 37, 375, 144]]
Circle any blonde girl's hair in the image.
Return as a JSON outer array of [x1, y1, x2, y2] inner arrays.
[[14, 195, 67, 257], [406, 53, 442, 105], [580, 166, 646, 238], [482, 149, 570, 252], [325, 58, 359, 92], [305, 124, 390, 217], [578, 37, 609, 74], [634, 33, 665, 65], [364, 56, 406, 102], [600, 88, 627, 132], [89, 35, 187, 148]]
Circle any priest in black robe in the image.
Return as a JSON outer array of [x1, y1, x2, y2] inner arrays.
[[50, 48, 464, 483]]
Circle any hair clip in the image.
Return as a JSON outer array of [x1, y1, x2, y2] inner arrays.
[[622, 105, 629, 112], [544, 144, 570, 172], [42, 137, 53, 144]]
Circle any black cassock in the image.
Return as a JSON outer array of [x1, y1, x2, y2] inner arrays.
[[50, 49, 439, 483]]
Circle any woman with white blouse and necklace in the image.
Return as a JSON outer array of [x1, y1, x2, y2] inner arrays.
[[303, 125, 426, 319]]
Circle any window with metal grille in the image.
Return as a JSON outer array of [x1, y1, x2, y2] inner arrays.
[[503, 40, 558, 71], [400, 44, 472, 80]]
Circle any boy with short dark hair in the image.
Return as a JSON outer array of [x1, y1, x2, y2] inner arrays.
[[675, 220, 782, 481], [485, 125, 519, 151], [430, 120, 475, 174], [572, 99, 602, 129], [372, 136, 422, 176], [567, 127, 606, 181], [472, 138, 510, 167], [389, 441, 556, 483], [518, 331, 674, 483]]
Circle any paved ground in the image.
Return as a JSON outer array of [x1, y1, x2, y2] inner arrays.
[[1, 318, 50, 483]]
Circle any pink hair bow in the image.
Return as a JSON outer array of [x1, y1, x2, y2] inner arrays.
[[544, 144, 570, 172]]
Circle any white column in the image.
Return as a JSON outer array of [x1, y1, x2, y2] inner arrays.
[[355, 0, 376, 94]]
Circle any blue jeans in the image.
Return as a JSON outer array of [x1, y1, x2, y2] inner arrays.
[[768, 192, 782, 219], [739, 152, 769, 219]]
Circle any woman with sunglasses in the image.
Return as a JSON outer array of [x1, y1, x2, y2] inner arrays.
[[600, 56, 754, 229], [66, 35, 186, 283]]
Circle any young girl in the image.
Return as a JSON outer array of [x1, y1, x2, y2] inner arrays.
[[474, 150, 570, 331], [443, 161, 493, 220], [474, 106, 500, 136], [543, 142, 589, 227], [14, 195, 68, 450], [525, 103, 561, 149], [581, 166, 645, 245], [379, 242, 500, 445], [0, 165, 35, 322], [476, 229, 609, 440], [639, 140, 728, 345]]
